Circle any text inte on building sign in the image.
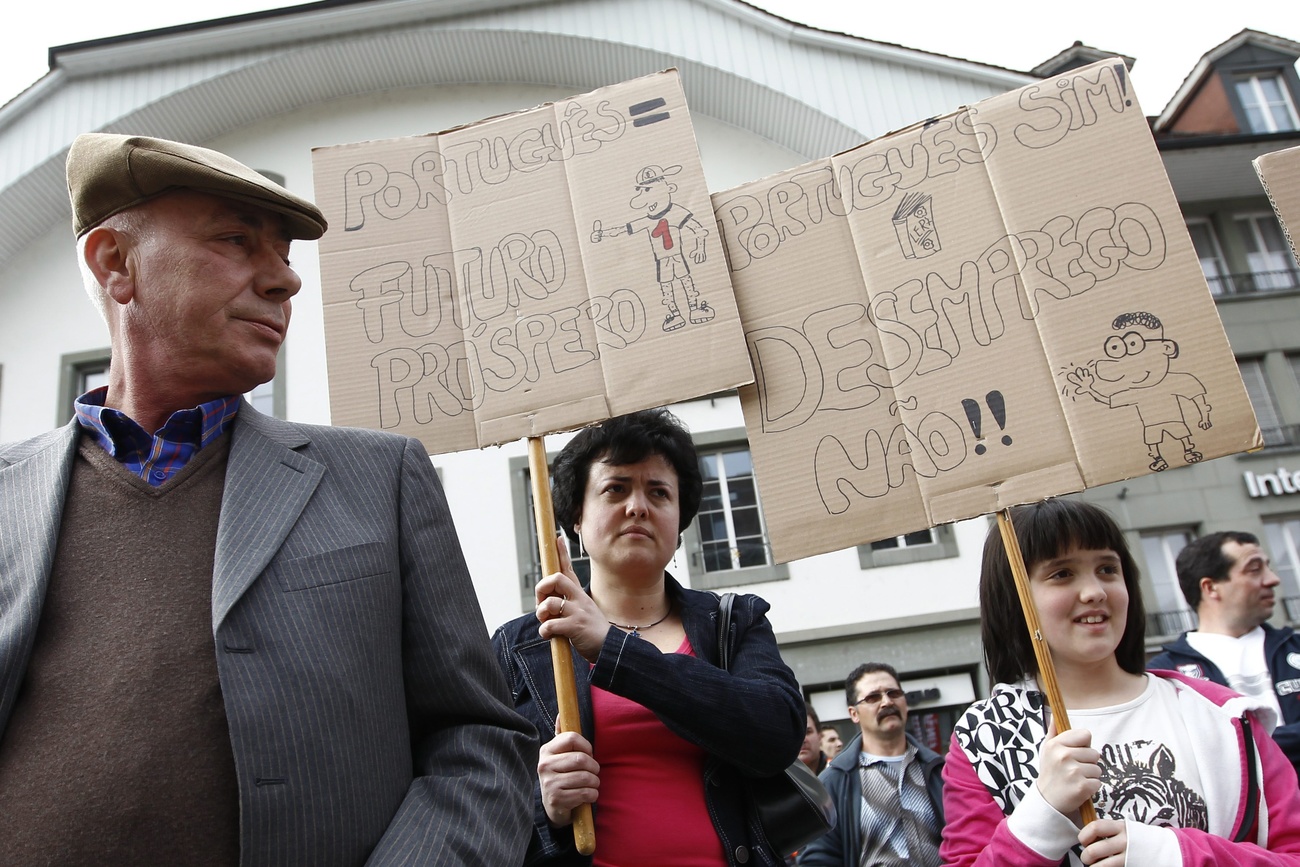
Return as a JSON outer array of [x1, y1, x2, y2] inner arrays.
[[1245, 467, 1300, 498]]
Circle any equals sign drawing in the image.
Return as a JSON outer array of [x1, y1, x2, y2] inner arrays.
[[630, 97, 670, 127]]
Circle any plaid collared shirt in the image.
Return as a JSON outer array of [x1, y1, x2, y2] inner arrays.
[[74, 387, 241, 487]]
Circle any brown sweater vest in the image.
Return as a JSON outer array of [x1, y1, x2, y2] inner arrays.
[[0, 433, 240, 865]]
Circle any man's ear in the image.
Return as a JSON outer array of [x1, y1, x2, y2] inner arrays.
[[83, 226, 134, 305], [1200, 576, 1218, 602], [1162, 339, 1180, 359]]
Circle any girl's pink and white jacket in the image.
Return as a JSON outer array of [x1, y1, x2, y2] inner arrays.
[[940, 671, 1300, 866]]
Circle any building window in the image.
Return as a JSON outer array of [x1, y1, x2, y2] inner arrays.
[[1238, 358, 1289, 447], [681, 433, 788, 590], [1139, 528, 1196, 636], [1234, 213, 1297, 293], [1234, 73, 1300, 134], [57, 348, 112, 425], [873, 529, 936, 550], [510, 456, 591, 613], [857, 524, 959, 568], [697, 447, 770, 572], [1262, 516, 1300, 624], [1186, 219, 1232, 295]]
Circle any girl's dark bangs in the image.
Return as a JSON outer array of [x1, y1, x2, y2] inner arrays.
[[1017, 500, 1126, 564]]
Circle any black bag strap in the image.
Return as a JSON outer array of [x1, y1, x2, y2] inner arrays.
[[717, 592, 736, 671], [1234, 715, 1260, 843]]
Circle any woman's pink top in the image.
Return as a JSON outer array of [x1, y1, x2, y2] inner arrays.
[[591, 636, 728, 867]]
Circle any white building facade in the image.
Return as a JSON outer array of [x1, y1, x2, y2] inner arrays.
[[0, 0, 1038, 745]]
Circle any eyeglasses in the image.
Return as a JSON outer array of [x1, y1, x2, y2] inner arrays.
[[1103, 331, 1153, 359], [854, 688, 905, 706]]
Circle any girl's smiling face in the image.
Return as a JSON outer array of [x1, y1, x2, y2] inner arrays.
[[1030, 546, 1129, 671]]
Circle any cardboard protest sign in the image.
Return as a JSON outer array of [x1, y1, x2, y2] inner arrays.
[[312, 70, 751, 453], [1255, 144, 1300, 267], [715, 59, 1263, 563]]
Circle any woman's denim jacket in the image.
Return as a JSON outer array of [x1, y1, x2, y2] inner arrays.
[[491, 574, 804, 866]]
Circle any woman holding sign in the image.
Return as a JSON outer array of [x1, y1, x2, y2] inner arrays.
[[941, 498, 1300, 867], [492, 409, 804, 866]]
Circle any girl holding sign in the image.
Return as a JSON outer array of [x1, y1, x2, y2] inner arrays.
[[941, 498, 1300, 866]]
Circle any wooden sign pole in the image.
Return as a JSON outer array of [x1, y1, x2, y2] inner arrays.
[[528, 436, 597, 855], [997, 508, 1098, 826]]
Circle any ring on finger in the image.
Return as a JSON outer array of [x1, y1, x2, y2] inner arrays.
[[558, 596, 567, 616]]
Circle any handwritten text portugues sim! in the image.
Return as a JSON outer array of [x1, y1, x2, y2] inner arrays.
[[342, 101, 626, 231], [718, 113, 991, 271], [718, 63, 1132, 271]]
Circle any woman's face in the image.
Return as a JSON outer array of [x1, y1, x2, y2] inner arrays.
[[1029, 546, 1129, 671], [576, 453, 681, 580]]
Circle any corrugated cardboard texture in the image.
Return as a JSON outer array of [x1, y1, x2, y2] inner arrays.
[[311, 70, 752, 453], [1255, 144, 1300, 268], [715, 59, 1262, 563]]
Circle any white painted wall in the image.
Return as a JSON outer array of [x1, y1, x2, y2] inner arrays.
[[0, 225, 109, 437], [0, 81, 984, 636]]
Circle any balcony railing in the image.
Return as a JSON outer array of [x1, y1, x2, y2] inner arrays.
[[1207, 268, 1300, 297], [1146, 607, 1198, 637], [1149, 598, 1300, 637]]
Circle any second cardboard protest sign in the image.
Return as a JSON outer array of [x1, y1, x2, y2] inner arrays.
[[312, 70, 751, 452], [716, 59, 1262, 562], [1256, 144, 1300, 268]]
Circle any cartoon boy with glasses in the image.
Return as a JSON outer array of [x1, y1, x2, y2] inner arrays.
[[1067, 311, 1212, 471]]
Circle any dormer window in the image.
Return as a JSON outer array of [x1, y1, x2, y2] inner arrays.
[[1234, 72, 1300, 133]]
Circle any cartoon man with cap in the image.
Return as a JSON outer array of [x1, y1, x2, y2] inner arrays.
[[0, 133, 535, 865], [591, 163, 715, 332]]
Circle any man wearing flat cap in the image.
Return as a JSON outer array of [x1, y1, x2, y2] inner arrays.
[[0, 134, 536, 865]]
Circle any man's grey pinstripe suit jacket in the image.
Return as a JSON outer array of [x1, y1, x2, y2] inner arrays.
[[0, 403, 537, 865]]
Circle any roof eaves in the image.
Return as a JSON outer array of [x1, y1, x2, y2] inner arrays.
[[725, 0, 1031, 85], [1030, 41, 1135, 78], [1155, 128, 1300, 151], [0, 69, 67, 131], [47, 0, 551, 76], [45, 0, 1035, 94]]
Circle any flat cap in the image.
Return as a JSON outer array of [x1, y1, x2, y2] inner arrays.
[[67, 133, 327, 240]]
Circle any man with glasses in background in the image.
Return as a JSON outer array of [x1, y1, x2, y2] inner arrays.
[[798, 662, 944, 866]]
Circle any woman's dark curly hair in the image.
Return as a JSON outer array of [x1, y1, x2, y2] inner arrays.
[[980, 498, 1146, 685], [551, 408, 702, 542]]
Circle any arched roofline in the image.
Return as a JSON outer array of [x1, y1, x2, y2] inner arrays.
[[0, 1, 1029, 265]]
